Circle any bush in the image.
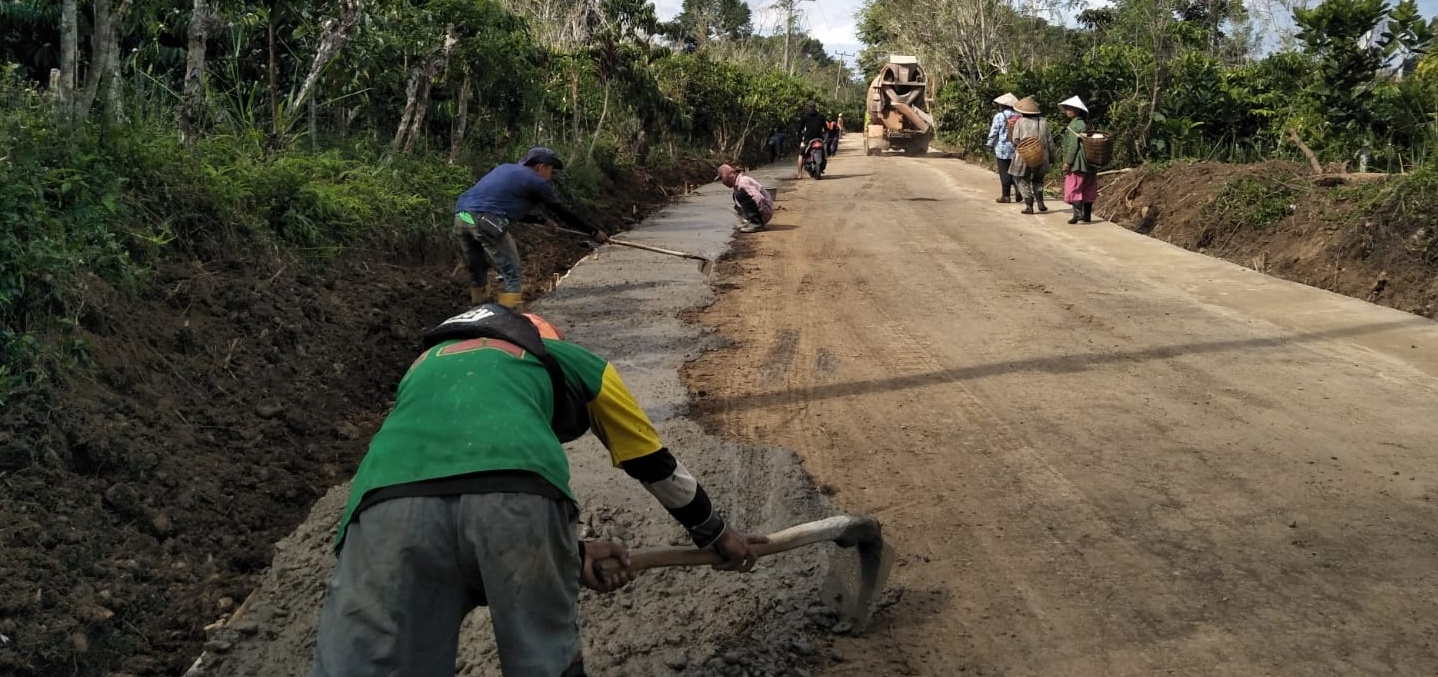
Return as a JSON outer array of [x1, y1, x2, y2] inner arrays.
[[1207, 170, 1303, 234]]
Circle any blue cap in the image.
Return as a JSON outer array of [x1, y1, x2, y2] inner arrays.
[[520, 147, 564, 170]]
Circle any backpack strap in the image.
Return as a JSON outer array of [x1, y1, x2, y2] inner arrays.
[[423, 304, 592, 443]]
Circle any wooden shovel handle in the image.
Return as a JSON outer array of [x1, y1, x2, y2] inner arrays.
[[549, 225, 710, 264], [596, 516, 872, 574], [605, 237, 708, 262]]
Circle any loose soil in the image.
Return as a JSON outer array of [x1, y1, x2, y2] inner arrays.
[[0, 156, 717, 677], [1096, 160, 1438, 319]]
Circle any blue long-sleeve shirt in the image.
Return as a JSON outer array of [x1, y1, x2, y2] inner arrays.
[[454, 163, 602, 236], [455, 163, 561, 221], [986, 111, 1015, 160]]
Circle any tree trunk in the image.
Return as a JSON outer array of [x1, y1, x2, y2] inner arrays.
[[449, 73, 472, 163], [268, 0, 279, 134], [586, 79, 611, 159], [178, 0, 214, 145], [77, 0, 110, 117], [393, 25, 458, 155], [570, 62, 582, 146], [58, 0, 78, 120], [284, 0, 363, 136], [102, 0, 134, 124]]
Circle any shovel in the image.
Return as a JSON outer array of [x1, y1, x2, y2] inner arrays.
[[594, 515, 896, 632], [550, 226, 715, 275]]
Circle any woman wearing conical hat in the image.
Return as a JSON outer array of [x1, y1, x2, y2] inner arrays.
[[1006, 96, 1058, 215], [985, 93, 1021, 203], [1059, 95, 1098, 224]]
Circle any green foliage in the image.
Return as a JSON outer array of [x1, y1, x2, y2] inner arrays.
[[664, 0, 754, 45], [0, 71, 475, 402], [1362, 157, 1438, 262], [927, 0, 1437, 172], [0, 67, 131, 404], [1208, 173, 1301, 233], [652, 52, 828, 159], [0, 2, 858, 404]]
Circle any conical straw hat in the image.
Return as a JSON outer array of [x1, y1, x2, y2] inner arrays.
[[1058, 95, 1088, 113], [1013, 96, 1040, 115]]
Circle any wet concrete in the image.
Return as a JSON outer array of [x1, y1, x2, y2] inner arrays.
[[185, 164, 848, 676]]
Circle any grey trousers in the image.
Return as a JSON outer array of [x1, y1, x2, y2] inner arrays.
[[311, 493, 585, 677], [1013, 170, 1046, 204], [455, 214, 524, 293]]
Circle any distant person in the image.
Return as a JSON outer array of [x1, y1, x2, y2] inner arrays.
[[767, 128, 787, 163], [985, 93, 1020, 203], [1059, 96, 1098, 224], [310, 305, 767, 677], [1007, 97, 1058, 215], [824, 117, 841, 155], [453, 147, 609, 308], [718, 164, 775, 233], [796, 101, 828, 178]]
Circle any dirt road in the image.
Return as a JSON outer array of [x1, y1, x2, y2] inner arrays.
[[685, 147, 1438, 676]]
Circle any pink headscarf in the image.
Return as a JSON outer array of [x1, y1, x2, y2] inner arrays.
[[717, 164, 739, 188]]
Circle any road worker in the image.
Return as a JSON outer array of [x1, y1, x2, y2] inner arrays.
[[310, 304, 766, 677], [717, 163, 774, 234], [453, 147, 609, 308]]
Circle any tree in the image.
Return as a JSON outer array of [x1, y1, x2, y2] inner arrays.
[[59, 0, 77, 119], [1293, 0, 1434, 130], [857, 0, 1043, 88], [178, 0, 215, 144], [666, 0, 753, 46]]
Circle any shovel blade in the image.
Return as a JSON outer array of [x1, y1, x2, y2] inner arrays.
[[818, 539, 896, 633]]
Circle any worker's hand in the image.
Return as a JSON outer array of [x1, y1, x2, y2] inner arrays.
[[710, 529, 769, 573], [581, 540, 634, 592], [592, 230, 610, 244]]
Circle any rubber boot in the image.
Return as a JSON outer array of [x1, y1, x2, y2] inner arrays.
[[1021, 198, 1035, 215], [495, 291, 523, 309], [1036, 196, 1049, 213], [469, 287, 484, 305], [1083, 203, 1094, 223]]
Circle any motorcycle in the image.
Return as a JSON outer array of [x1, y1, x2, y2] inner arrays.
[[803, 138, 826, 179]]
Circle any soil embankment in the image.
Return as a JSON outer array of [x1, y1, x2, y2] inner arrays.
[[0, 158, 718, 676], [1096, 161, 1438, 319]]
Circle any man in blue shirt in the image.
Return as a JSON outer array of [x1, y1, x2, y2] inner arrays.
[[454, 147, 609, 308]]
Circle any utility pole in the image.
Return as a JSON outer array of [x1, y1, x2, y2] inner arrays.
[[833, 51, 855, 100]]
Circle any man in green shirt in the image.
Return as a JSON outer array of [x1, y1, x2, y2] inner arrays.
[[311, 305, 764, 677]]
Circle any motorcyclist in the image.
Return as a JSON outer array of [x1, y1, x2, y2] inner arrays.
[[796, 101, 828, 179]]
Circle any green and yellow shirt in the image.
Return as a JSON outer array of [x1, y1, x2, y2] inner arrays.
[[336, 336, 724, 547]]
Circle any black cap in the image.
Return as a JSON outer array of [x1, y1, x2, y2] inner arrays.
[[520, 147, 564, 170]]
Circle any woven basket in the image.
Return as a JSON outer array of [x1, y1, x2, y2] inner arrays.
[[1081, 131, 1113, 167], [1015, 136, 1046, 167]]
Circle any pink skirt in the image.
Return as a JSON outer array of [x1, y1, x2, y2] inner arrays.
[[1063, 172, 1097, 203]]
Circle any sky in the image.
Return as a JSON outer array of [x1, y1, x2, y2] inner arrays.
[[653, 0, 866, 67], [653, 0, 1438, 67]]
